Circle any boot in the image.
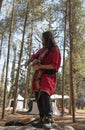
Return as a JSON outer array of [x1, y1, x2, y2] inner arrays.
[[32, 117, 41, 125], [31, 117, 44, 128], [42, 117, 54, 129]]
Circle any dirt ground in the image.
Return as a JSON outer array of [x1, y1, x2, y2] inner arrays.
[[0, 108, 85, 128]]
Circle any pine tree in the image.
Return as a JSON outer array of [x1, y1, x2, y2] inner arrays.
[[8, 45, 16, 100], [1, 0, 15, 119]]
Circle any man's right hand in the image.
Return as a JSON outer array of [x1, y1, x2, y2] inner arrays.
[[25, 61, 28, 68]]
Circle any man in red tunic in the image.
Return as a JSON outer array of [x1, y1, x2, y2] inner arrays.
[[25, 31, 61, 129]]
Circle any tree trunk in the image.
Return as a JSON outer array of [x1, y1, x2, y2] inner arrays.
[[1, 0, 15, 119], [12, 1, 29, 114], [7, 46, 16, 103], [68, 0, 75, 123], [61, 1, 67, 116], [0, 0, 3, 11], [23, 2, 34, 108], [0, 33, 4, 58]]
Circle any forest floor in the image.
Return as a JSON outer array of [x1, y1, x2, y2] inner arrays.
[[0, 108, 85, 129]]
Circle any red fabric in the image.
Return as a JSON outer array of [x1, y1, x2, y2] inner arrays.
[[32, 46, 61, 96]]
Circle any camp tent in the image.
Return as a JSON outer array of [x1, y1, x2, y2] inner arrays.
[[6, 94, 25, 110], [28, 94, 69, 116], [28, 99, 61, 116]]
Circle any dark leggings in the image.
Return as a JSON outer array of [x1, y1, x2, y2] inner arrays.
[[35, 91, 53, 118]]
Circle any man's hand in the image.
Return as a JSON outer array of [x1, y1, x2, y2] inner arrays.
[[25, 57, 34, 68], [32, 64, 41, 71], [25, 61, 28, 68], [25, 61, 31, 68]]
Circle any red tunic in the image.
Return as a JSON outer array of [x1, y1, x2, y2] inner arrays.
[[31, 46, 61, 96]]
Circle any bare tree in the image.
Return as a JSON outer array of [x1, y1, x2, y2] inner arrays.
[[0, 33, 4, 58], [0, 0, 3, 11], [23, 29, 34, 109], [12, 1, 29, 114], [23, 0, 35, 109], [61, 1, 67, 116], [68, 0, 75, 122], [1, 0, 15, 119]]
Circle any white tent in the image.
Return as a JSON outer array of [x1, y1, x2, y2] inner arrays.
[[16, 94, 24, 110], [28, 94, 69, 116], [6, 94, 25, 111], [28, 99, 61, 116], [51, 94, 69, 99]]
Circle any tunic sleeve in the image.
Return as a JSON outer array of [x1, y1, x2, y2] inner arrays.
[[50, 47, 61, 71], [31, 48, 44, 59]]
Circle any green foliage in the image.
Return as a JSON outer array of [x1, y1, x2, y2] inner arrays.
[[63, 0, 85, 99]]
